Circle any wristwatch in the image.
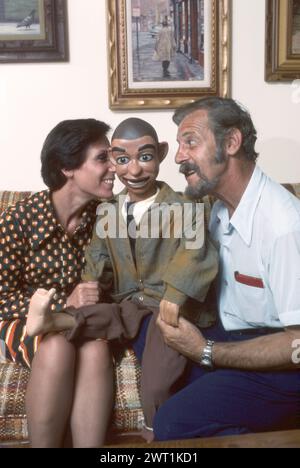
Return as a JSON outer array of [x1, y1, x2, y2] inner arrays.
[[200, 340, 215, 369]]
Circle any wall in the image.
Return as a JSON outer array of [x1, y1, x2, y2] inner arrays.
[[0, 0, 299, 192]]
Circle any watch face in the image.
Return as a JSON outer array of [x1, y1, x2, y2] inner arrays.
[[201, 352, 213, 367], [202, 358, 211, 367]]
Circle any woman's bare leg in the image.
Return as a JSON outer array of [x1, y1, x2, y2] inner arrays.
[[70, 340, 114, 448], [26, 291, 114, 447], [25, 334, 76, 448]]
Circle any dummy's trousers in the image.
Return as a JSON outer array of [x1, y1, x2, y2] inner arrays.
[[63, 300, 187, 428]]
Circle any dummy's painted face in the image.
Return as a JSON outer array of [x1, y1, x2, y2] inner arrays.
[[110, 135, 161, 202]]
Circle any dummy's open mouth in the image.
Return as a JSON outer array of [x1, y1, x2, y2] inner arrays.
[[123, 177, 150, 188]]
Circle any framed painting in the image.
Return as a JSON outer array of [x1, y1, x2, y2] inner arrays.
[[107, 0, 231, 110], [265, 0, 300, 81], [0, 0, 68, 63]]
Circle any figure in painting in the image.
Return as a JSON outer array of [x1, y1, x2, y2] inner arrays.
[[154, 18, 176, 78]]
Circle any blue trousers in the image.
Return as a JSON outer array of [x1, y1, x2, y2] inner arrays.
[[132, 316, 300, 441]]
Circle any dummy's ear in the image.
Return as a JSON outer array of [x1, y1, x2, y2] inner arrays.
[[225, 128, 243, 156], [158, 142, 169, 163]]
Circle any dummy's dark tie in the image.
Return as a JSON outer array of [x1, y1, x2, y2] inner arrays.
[[126, 202, 137, 265]]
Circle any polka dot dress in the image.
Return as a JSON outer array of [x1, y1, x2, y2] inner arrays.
[[0, 190, 98, 368]]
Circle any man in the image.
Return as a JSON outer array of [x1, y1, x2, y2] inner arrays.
[[155, 97, 300, 440]]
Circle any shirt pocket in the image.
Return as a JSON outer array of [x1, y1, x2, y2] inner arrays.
[[234, 277, 268, 326]]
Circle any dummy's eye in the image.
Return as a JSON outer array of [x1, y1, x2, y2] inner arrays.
[[139, 154, 154, 162], [116, 156, 130, 165]]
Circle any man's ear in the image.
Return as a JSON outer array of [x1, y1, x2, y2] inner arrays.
[[225, 129, 242, 156], [158, 142, 169, 163]]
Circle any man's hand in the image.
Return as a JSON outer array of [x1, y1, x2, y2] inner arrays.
[[66, 282, 101, 308], [159, 300, 180, 327], [157, 315, 206, 362]]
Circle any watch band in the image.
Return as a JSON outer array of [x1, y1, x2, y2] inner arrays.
[[200, 340, 215, 369]]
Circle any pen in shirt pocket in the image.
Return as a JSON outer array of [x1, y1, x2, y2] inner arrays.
[[234, 271, 264, 289]]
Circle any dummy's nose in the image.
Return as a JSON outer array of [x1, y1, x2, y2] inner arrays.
[[127, 159, 143, 177]]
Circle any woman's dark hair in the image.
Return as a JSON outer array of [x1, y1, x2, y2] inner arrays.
[[41, 119, 110, 190], [173, 97, 259, 162]]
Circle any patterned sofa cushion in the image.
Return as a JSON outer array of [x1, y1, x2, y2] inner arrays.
[[0, 191, 143, 443], [0, 351, 143, 443]]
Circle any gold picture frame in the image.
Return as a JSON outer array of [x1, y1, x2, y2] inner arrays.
[[265, 0, 300, 81], [107, 0, 231, 110]]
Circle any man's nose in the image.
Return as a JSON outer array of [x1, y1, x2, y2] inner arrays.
[[128, 160, 143, 176], [175, 146, 187, 165]]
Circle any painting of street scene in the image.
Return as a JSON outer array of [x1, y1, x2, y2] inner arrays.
[[292, 0, 300, 54], [0, 0, 42, 39], [130, 0, 205, 83]]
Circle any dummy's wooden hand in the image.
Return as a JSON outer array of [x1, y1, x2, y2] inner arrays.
[[159, 300, 180, 327], [29, 288, 56, 311]]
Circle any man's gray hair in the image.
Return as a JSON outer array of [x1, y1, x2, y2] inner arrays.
[[173, 97, 259, 162]]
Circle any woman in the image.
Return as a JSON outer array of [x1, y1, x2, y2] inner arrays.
[[0, 119, 115, 447]]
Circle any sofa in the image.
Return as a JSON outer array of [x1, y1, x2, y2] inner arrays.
[[1, 184, 300, 446]]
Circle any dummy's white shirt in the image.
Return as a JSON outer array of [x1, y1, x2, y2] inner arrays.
[[121, 188, 160, 226], [209, 165, 300, 330]]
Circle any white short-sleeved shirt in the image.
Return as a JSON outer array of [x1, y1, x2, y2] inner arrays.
[[209, 165, 300, 330]]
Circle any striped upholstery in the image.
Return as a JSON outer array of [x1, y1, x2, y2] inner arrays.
[[0, 191, 32, 213], [0, 363, 30, 442], [0, 351, 143, 442], [0, 191, 143, 443]]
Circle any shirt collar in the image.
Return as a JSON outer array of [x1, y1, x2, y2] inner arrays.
[[31, 190, 98, 249], [77, 199, 99, 233], [122, 188, 160, 226], [217, 165, 267, 245]]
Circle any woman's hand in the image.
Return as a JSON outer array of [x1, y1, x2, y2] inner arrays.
[[66, 282, 101, 308]]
